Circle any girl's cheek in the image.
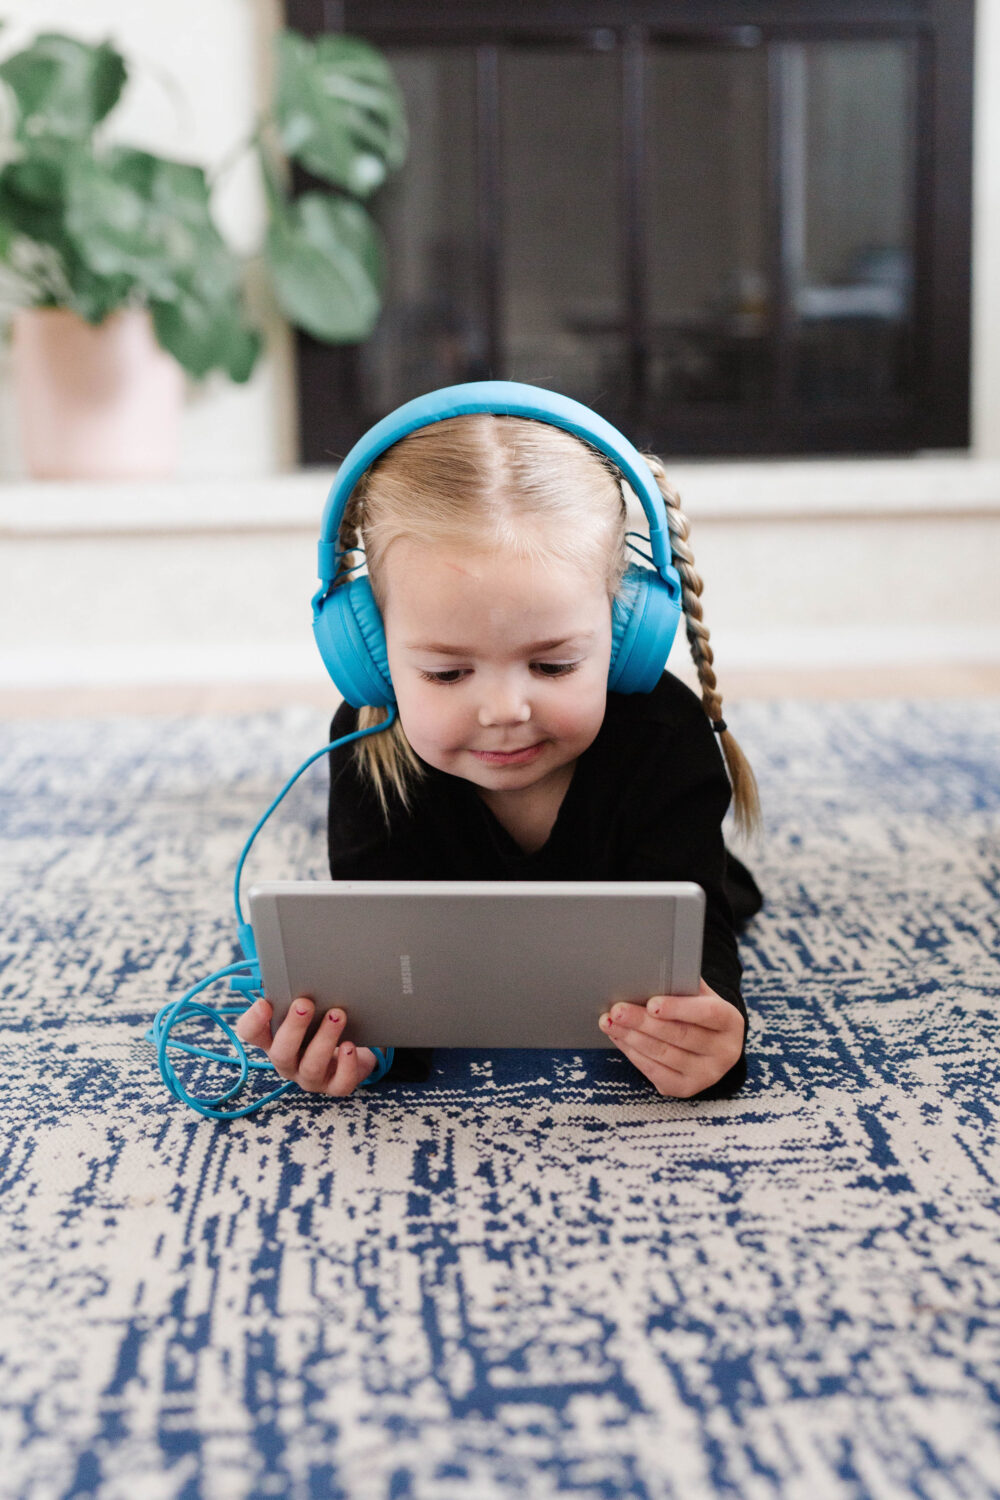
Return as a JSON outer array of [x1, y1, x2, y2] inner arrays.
[[401, 686, 463, 755]]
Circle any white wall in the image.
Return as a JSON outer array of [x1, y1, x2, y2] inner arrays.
[[0, 0, 296, 478]]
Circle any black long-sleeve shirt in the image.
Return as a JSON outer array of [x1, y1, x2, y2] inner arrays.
[[327, 671, 761, 1097]]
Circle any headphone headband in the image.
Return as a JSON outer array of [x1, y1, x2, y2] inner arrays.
[[315, 381, 675, 591]]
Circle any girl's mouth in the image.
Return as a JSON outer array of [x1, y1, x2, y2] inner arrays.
[[472, 742, 545, 767]]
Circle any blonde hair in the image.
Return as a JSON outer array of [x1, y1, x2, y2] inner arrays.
[[336, 413, 760, 839]]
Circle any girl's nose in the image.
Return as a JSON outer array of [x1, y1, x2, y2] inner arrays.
[[478, 682, 531, 728]]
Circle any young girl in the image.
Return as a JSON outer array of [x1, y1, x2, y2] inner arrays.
[[236, 401, 762, 1099]]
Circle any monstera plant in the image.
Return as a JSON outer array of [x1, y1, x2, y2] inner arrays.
[[0, 29, 407, 475]]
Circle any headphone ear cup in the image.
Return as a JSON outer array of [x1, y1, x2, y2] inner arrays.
[[313, 575, 395, 708], [609, 562, 683, 694]]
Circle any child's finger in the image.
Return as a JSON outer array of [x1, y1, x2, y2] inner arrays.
[[611, 1026, 726, 1099], [325, 1039, 375, 1098], [613, 1026, 708, 1078], [269, 996, 317, 1079], [601, 1001, 648, 1031], [600, 1009, 690, 1067], [646, 982, 739, 1033], [602, 1001, 712, 1056], [610, 1031, 692, 1096], [234, 997, 274, 1049], [296, 1008, 348, 1093]]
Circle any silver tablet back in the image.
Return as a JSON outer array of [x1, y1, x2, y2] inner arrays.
[[248, 880, 705, 1049]]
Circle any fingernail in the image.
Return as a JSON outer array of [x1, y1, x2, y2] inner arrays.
[[327, 1010, 343, 1025], [612, 1005, 625, 1022], [342, 1042, 354, 1056], [600, 1012, 612, 1029], [295, 1004, 310, 1016]]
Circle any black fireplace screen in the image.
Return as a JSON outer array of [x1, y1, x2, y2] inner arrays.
[[288, 1, 973, 462]]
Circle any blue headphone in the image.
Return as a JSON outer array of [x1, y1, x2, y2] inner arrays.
[[311, 381, 684, 706]]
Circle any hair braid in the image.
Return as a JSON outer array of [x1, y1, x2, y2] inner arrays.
[[642, 453, 761, 840], [334, 481, 366, 585]]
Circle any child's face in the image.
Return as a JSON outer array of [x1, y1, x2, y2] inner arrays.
[[381, 538, 613, 797]]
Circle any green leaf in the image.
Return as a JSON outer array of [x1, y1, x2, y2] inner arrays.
[[0, 133, 260, 375], [265, 192, 383, 342], [63, 150, 176, 299], [0, 146, 123, 315], [275, 32, 407, 197], [61, 145, 260, 374], [63, 148, 230, 304], [151, 291, 261, 383], [0, 147, 69, 243], [0, 33, 126, 143], [67, 268, 134, 323]]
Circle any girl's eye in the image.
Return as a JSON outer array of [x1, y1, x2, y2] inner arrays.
[[419, 668, 468, 685], [532, 661, 581, 678]]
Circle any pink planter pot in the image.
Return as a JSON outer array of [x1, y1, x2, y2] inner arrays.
[[12, 307, 185, 479]]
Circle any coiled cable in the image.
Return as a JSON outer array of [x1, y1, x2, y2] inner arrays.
[[146, 710, 397, 1118]]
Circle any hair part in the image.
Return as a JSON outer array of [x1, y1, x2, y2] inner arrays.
[[339, 413, 628, 607]]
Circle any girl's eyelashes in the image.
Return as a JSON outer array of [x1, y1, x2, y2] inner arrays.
[[417, 661, 581, 685], [532, 660, 581, 677], [418, 668, 469, 685]]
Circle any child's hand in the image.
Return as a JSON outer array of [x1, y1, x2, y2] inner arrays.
[[598, 979, 744, 1098], [235, 997, 377, 1096]]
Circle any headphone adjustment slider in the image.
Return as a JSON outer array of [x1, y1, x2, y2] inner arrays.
[[318, 540, 341, 583]]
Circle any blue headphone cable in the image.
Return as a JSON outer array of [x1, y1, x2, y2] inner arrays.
[[145, 709, 398, 1120]]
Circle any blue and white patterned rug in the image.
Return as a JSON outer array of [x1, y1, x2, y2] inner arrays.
[[1, 698, 999, 1500]]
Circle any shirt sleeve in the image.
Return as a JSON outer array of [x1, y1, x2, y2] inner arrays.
[[609, 682, 748, 1099]]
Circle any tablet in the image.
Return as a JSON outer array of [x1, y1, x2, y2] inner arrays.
[[247, 880, 705, 1049]]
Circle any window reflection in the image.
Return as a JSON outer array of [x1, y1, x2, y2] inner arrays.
[[358, 49, 484, 414], [794, 41, 915, 402], [499, 49, 624, 415], [645, 46, 770, 408]]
